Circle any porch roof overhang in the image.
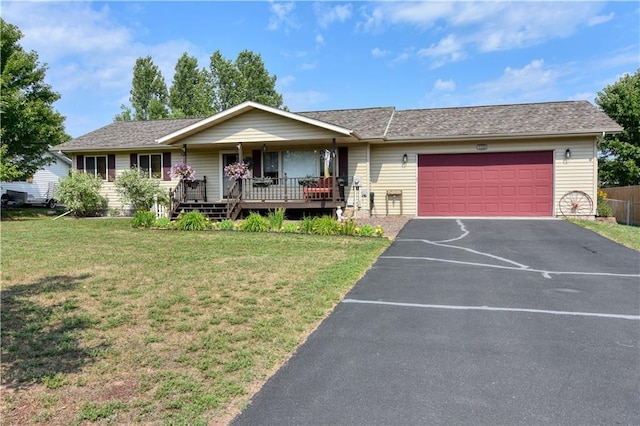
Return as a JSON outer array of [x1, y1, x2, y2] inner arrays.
[[156, 101, 359, 146]]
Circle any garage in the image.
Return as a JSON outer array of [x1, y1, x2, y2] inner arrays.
[[418, 151, 553, 217]]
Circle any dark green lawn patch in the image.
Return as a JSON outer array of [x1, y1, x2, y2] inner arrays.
[[1, 218, 389, 424], [570, 219, 640, 251]]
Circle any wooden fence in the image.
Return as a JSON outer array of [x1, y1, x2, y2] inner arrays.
[[602, 185, 640, 226]]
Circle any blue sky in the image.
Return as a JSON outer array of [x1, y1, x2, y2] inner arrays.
[[3, 1, 638, 138]]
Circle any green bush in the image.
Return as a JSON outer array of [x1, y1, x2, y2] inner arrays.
[[267, 208, 286, 231], [55, 170, 107, 217], [239, 212, 269, 232], [340, 219, 358, 236], [175, 210, 209, 231], [359, 224, 376, 237], [596, 189, 614, 217], [155, 217, 171, 228], [312, 215, 340, 236], [114, 167, 169, 211], [219, 219, 235, 230], [299, 216, 315, 234], [131, 210, 156, 228], [283, 223, 298, 233]]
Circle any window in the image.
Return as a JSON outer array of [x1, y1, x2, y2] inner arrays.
[[138, 154, 162, 179], [263, 152, 279, 178], [283, 150, 317, 178], [85, 156, 107, 180]]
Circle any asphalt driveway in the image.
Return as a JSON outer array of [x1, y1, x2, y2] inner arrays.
[[233, 219, 640, 425]]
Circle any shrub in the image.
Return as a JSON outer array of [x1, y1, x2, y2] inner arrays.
[[299, 216, 315, 234], [131, 210, 156, 228], [312, 215, 340, 236], [282, 223, 299, 233], [155, 217, 171, 229], [239, 212, 269, 232], [340, 219, 358, 236], [359, 224, 376, 237], [596, 189, 614, 217], [175, 210, 209, 231], [267, 208, 286, 231], [55, 170, 107, 217], [219, 219, 235, 230], [114, 167, 169, 211]]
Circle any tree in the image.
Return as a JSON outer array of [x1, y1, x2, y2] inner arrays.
[[130, 56, 169, 120], [55, 170, 107, 217], [0, 18, 69, 181], [208, 49, 284, 112], [169, 52, 213, 118], [114, 167, 168, 211], [595, 69, 640, 187]]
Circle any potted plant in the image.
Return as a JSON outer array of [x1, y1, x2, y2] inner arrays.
[[224, 162, 251, 180], [252, 177, 272, 187], [298, 175, 318, 187], [170, 163, 196, 182]]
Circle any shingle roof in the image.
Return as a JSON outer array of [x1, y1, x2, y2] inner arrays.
[[57, 118, 202, 151], [56, 101, 621, 151], [386, 101, 621, 139], [298, 107, 395, 139]]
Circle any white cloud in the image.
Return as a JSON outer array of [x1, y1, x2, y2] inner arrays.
[[371, 47, 390, 58], [418, 35, 466, 68], [314, 3, 353, 28], [588, 12, 615, 26], [316, 34, 325, 47], [267, 2, 300, 31], [434, 79, 456, 92], [471, 59, 558, 103], [277, 75, 296, 89], [359, 2, 612, 66]]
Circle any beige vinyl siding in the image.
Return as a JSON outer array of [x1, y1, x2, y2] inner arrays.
[[369, 144, 416, 216], [182, 110, 342, 145], [183, 148, 220, 200], [344, 145, 368, 208], [369, 136, 597, 217]]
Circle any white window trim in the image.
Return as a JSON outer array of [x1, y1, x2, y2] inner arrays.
[[137, 153, 163, 179]]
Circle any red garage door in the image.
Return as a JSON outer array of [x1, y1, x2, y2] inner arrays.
[[418, 151, 553, 217]]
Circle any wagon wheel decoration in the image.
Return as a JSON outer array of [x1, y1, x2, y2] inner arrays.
[[559, 190, 594, 217]]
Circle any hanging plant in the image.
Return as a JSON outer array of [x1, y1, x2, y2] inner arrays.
[[224, 162, 251, 180]]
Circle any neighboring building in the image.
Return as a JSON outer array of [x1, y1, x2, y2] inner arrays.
[[54, 100, 621, 218], [1, 150, 72, 208]]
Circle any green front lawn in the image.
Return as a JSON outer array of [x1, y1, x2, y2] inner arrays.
[[570, 219, 640, 251], [1, 219, 389, 424]]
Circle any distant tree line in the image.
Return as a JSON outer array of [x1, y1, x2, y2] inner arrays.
[[115, 50, 285, 122]]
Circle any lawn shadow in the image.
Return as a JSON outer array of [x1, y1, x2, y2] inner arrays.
[[1, 274, 108, 390]]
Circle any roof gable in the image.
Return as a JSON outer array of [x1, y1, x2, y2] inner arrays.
[[157, 101, 354, 145]]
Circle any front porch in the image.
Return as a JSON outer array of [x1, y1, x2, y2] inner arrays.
[[170, 175, 347, 220]]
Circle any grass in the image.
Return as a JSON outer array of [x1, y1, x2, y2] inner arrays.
[[570, 219, 640, 251], [1, 218, 389, 424], [1, 206, 66, 221]]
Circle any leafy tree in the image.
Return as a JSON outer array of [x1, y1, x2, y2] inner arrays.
[[55, 170, 107, 217], [595, 69, 640, 187], [130, 56, 169, 120], [114, 104, 133, 122], [208, 49, 284, 112], [169, 52, 213, 118], [114, 167, 168, 211], [0, 18, 69, 181]]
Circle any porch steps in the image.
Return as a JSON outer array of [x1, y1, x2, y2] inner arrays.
[[172, 202, 228, 221]]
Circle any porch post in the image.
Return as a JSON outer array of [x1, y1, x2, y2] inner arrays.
[[182, 144, 187, 163], [237, 142, 243, 162], [332, 138, 337, 202]]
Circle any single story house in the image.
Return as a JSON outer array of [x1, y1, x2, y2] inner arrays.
[[55, 100, 621, 219], [1, 149, 72, 208]]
